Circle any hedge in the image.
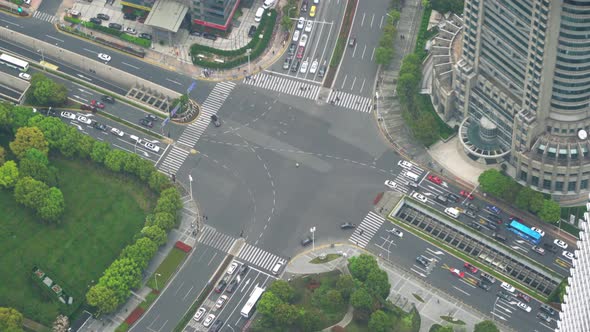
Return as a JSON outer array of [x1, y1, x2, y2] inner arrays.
[[63, 16, 151, 48], [189, 10, 277, 69]]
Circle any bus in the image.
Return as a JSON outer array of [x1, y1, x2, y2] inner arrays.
[[0, 53, 29, 72], [240, 286, 265, 318], [507, 219, 541, 244]]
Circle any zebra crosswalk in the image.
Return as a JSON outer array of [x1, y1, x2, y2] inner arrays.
[[237, 243, 287, 272], [242, 72, 320, 100], [157, 81, 235, 174], [196, 225, 237, 253], [327, 89, 373, 113], [393, 161, 426, 194], [349, 211, 385, 248], [33, 11, 58, 23]]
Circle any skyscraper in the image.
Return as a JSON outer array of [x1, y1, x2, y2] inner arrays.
[[455, 0, 590, 195]]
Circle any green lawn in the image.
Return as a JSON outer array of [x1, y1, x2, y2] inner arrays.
[[146, 248, 187, 290], [0, 157, 155, 325]]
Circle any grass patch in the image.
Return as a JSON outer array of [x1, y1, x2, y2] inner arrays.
[[440, 315, 465, 325], [139, 290, 159, 310], [416, 95, 455, 142], [0, 157, 155, 325], [146, 248, 187, 290], [310, 253, 341, 264], [412, 293, 424, 303], [114, 323, 129, 332]]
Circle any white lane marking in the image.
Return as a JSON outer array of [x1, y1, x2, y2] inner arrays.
[[45, 35, 64, 43], [166, 78, 182, 85], [122, 62, 140, 69]]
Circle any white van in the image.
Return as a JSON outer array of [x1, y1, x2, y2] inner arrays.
[[254, 7, 265, 22], [444, 207, 460, 219], [262, 0, 276, 9], [403, 171, 420, 182], [271, 262, 282, 275]]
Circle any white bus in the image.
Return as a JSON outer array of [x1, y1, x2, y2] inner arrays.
[[0, 53, 29, 72], [240, 286, 265, 318]]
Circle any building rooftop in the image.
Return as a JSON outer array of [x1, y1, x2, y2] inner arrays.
[[144, 0, 188, 32]]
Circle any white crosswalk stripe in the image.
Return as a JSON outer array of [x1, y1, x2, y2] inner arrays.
[[242, 72, 320, 100], [157, 82, 235, 174], [237, 243, 287, 272], [196, 225, 236, 253], [327, 89, 373, 113], [349, 211, 385, 248], [33, 11, 58, 23]]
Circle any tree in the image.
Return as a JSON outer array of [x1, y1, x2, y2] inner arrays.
[[9, 126, 48, 159], [366, 268, 391, 299], [397, 72, 421, 106], [412, 112, 439, 145], [473, 320, 500, 332], [325, 289, 344, 309], [268, 280, 294, 302], [19, 148, 57, 186], [273, 302, 299, 326], [0, 102, 13, 130], [121, 237, 158, 269], [257, 291, 283, 317], [539, 199, 561, 223], [28, 115, 67, 149], [336, 274, 355, 300], [0, 146, 5, 165], [136, 159, 155, 181], [297, 308, 322, 331], [153, 212, 176, 231], [123, 153, 142, 174], [430, 0, 464, 13], [0, 161, 19, 189], [368, 310, 389, 332], [350, 287, 373, 311], [104, 149, 128, 172], [10, 106, 36, 132], [429, 324, 454, 332], [375, 47, 394, 65], [0, 307, 24, 332], [528, 191, 545, 213], [348, 254, 379, 281], [52, 314, 70, 332], [148, 171, 172, 192], [38, 187, 65, 222], [86, 284, 119, 314], [155, 196, 180, 216], [140, 225, 168, 246], [27, 73, 69, 107], [515, 187, 534, 210], [99, 258, 143, 303], [77, 134, 95, 159], [14, 176, 49, 210], [160, 187, 182, 209], [478, 169, 509, 198]]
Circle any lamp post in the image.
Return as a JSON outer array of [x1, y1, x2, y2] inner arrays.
[[189, 174, 193, 201], [37, 49, 46, 71], [246, 48, 252, 74], [310, 226, 316, 252], [154, 273, 162, 291]]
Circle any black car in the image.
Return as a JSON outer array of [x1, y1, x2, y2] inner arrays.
[[282, 57, 292, 70], [211, 114, 221, 127], [210, 319, 223, 332], [97, 13, 110, 20], [465, 202, 479, 211], [139, 118, 154, 128], [203, 32, 218, 40], [318, 64, 326, 78], [291, 60, 300, 72], [540, 304, 557, 316], [248, 25, 257, 37], [301, 237, 312, 246], [139, 33, 152, 40], [108, 22, 122, 30], [446, 193, 460, 202], [93, 122, 107, 131], [484, 222, 498, 231], [469, 222, 482, 231], [543, 242, 559, 253], [123, 13, 137, 20], [214, 280, 227, 293], [288, 43, 297, 56], [477, 280, 491, 291], [301, 2, 308, 12], [225, 279, 239, 293], [415, 255, 430, 267], [464, 210, 476, 219], [480, 272, 496, 284], [237, 264, 248, 276], [190, 31, 202, 37], [497, 291, 511, 301], [145, 114, 159, 122], [340, 222, 356, 230], [536, 312, 552, 324], [90, 17, 102, 25], [102, 95, 115, 104]]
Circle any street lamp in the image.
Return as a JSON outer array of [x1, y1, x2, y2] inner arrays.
[[154, 273, 162, 291], [246, 48, 252, 75], [461, 183, 480, 205], [37, 49, 46, 71], [189, 174, 193, 201], [310, 226, 316, 252]]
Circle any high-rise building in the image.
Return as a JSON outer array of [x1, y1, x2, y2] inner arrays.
[[556, 212, 590, 331], [454, 0, 590, 195]]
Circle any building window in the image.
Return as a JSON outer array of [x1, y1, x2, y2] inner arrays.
[[546, 126, 551, 132], [520, 171, 528, 181], [582, 180, 589, 189], [532, 176, 539, 186], [543, 179, 552, 189], [555, 181, 564, 191], [568, 181, 577, 191]]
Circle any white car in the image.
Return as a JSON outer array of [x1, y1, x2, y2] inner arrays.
[[77, 115, 92, 124], [271, 262, 283, 275], [554, 239, 568, 249], [215, 295, 228, 309], [531, 227, 545, 237], [60, 111, 76, 120], [292, 30, 300, 42], [110, 127, 124, 137], [227, 262, 238, 275], [387, 228, 403, 238], [398, 160, 413, 170], [500, 282, 515, 293], [98, 53, 111, 62], [125, 27, 137, 35], [193, 307, 206, 322], [309, 59, 318, 74], [304, 20, 313, 32], [562, 250, 575, 261], [144, 142, 160, 153], [203, 314, 215, 327], [18, 72, 31, 81], [300, 58, 309, 73], [313, 0, 319, 3], [299, 34, 308, 47], [411, 192, 428, 203], [384, 180, 397, 189], [297, 17, 305, 29], [517, 301, 532, 313]]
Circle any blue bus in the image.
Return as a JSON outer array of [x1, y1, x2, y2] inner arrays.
[[507, 220, 541, 244]]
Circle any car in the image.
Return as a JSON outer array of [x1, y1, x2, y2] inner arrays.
[[540, 304, 557, 316], [415, 255, 430, 267], [108, 22, 122, 30], [536, 312, 552, 323], [291, 60, 300, 72], [309, 59, 318, 74], [309, 5, 316, 17], [225, 279, 239, 293], [97, 13, 110, 20], [123, 13, 137, 20], [90, 99, 105, 109], [297, 17, 305, 29], [283, 57, 292, 70], [459, 190, 474, 200], [485, 205, 501, 214], [214, 280, 227, 293], [487, 214, 503, 224], [305, 20, 313, 32], [301, 1, 307, 12], [144, 142, 160, 152], [111, 127, 124, 137], [193, 307, 206, 321], [543, 242, 559, 253], [77, 115, 92, 124], [406, 181, 419, 189], [138, 16, 147, 23], [299, 34, 308, 47], [296, 46, 305, 59], [465, 202, 479, 211], [463, 262, 478, 273], [497, 290, 511, 301], [90, 17, 102, 25], [237, 264, 249, 276], [139, 118, 154, 128], [102, 95, 115, 104], [387, 228, 403, 238], [562, 250, 575, 260], [532, 245, 546, 255], [145, 114, 158, 122], [248, 25, 257, 37], [554, 238, 568, 249], [464, 210, 476, 219], [450, 268, 465, 278], [211, 114, 221, 127], [348, 37, 356, 47], [80, 104, 97, 112], [209, 319, 223, 332], [125, 27, 137, 35], [203, 314, 215, 327], [477, 280, 491, 291], [398, 160, 413, 169], [227, 262, 238, 275], [517, 292, 531, 303], [98, 53, 111, 62], [480, 272, 496, 284], [190, 31, 202, 37], [271, 262, 283, 275], [23, 0, 30, 4], [517, 301, 532, 313], [139, 33, 152, 40], [313, 0, 319, 3], [93, 122, 107, 131], [215, 295, 228, 309], [500, 282, 515, 293], [469, 222, 482, 231], [531, 227, 545, 237], [203, 32, 218, 40], [411, 192, 427, 203], [427, 174, 443, 185], [60, 111, 76, 120], [299, 58, 309, 74], [288, 42, 297, 56], [384, 180, 397, 189], [301, 236, 312, 246], [18, 72, 31, 81], [446, 193, 460, 202], [340, 222, 356, 229]]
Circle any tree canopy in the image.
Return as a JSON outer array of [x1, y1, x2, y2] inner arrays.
[[474, 320, 500, 332], [348, 254, 379, 282], [0, 307, 24, 332], [27, 73, 69, 107], [9, 126, 49, 159]]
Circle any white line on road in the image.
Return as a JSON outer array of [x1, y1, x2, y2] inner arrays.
[[76, 74, 92, 81], [208, 252, 218, 265], [361, 44, 367, 59], [452, 286, 470, 296], [360, 12, 366, 27], [359, 78, 366, 93], [340, 75, 348, 90], [490, 311, 508, 321], [122, 62, 140, 69], [370, 13, 375, 28], [379, 15, 384, 29], [45, 35, 64, 43], [351, 42, 358, 58], [83, 48, 96, 54], [350, 76, 357, 91], [371, 47, 376, 61], [182, 286, 194, 301], [166, 78, 182, 85], [1, 19, 19, 26]]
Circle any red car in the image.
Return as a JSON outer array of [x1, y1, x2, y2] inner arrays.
[[296, 45, 305, 59], [427, 174, 443, 185], [464, 262, 478, 273], [517, 292, 531, 303], [91, 99, 105, 109], [450, 268, 465, 278], [80, 104, 98, 112], [460, 190, 474, 200]]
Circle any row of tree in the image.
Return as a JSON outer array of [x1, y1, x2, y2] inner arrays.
[[425, 0, 464, 14], [26, 74, 69, 107], [478, 169, 561, 223], [430, 320, 499, 332], [375, 10, 400, 66]]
